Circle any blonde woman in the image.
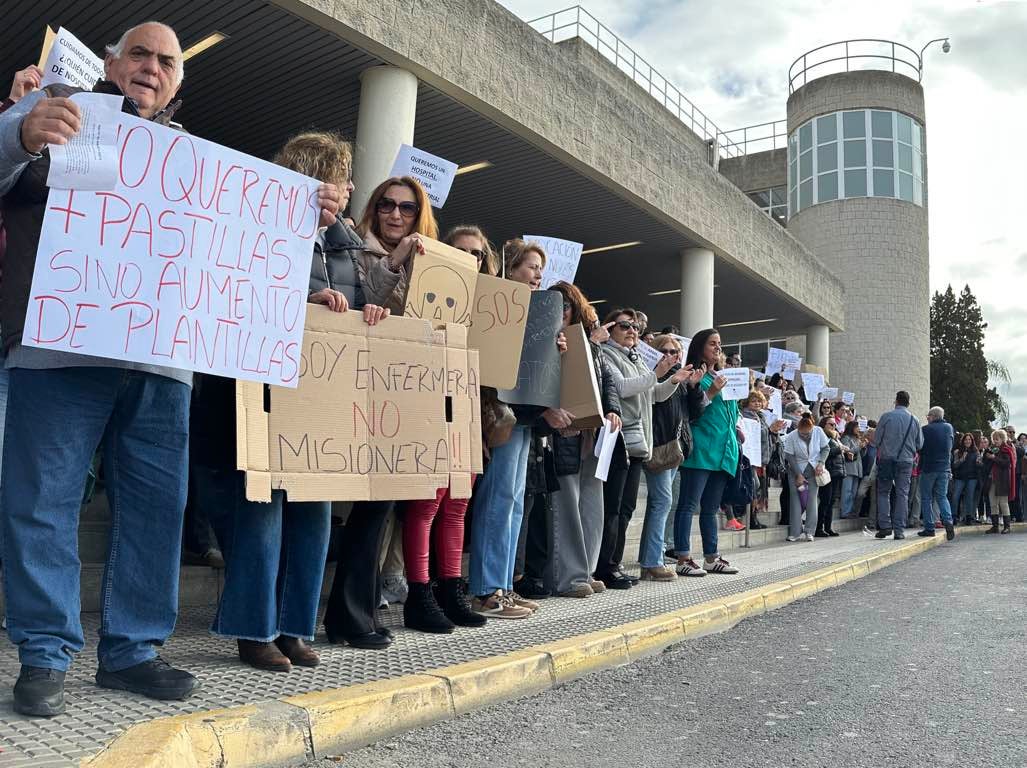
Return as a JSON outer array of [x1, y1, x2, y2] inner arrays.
[[982, 429, 1016, 534]]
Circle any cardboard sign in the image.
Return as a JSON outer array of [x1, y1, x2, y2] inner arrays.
[[40, 26, 105, 91], [389, 144, 458, 208], [801, 372, 826, 402], [560, 323, 603, 430], [403, 238, 478, 326], [24, 113, 319, 386], [740, 417, 762, 466], [236, 308, 482, 502], [523, 235, 583, 290], [842, 391, 856, 405], [497, 291, 563, 408], [467, 273, 530, 388], [720, 367, 751, 400]]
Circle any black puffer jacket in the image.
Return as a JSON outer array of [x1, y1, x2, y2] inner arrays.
[[552, 340, 622, 476], [825, 437, 845, 478]]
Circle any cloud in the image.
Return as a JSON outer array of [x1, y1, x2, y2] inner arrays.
[[498, 0, 1026, 426]]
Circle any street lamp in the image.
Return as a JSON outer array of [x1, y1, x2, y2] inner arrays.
[[918, 37, 951, 77]]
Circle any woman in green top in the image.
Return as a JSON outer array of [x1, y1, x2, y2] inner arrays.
[[673, 329, 741, 576]]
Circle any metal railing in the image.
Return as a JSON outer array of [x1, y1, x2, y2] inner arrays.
[[527, 6, 734, 156], [717, 119, 788, 156], [788, 39, 922, 92]]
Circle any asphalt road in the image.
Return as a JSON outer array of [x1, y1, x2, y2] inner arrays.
[[306, 533, 1026, 768]]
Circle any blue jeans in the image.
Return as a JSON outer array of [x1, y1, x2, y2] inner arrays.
[[1, 367, 188, 672], [469, 426, 531, 595], [201, 468, 331, 641], [841, 475, 859, 518], [952, 478, 977, 522], [918, 471, 952, 529], [673, 468, 728, 558], [638, 467, 675, 568]]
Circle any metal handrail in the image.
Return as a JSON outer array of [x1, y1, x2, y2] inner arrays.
[[527, 6, 738, 156], [788, 39, 922, 92], [717, 119, 788, 156]]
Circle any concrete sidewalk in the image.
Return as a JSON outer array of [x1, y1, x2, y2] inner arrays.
[[1, 525, 1004, 768]]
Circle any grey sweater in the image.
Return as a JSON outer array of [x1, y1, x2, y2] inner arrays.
[[601, 341, 678, 460]]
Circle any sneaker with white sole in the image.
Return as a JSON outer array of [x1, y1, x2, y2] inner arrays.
[[786, 535, 799, 542], [675, 558, 707, 577], [381, 575, 409, 605], [471, 591, 531, 619], [797, 532, 810, 542], [508, 592, 540, 612], [703, 557, 739, 574]]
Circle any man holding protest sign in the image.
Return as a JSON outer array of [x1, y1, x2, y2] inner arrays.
[[0, 22, 343, 717]]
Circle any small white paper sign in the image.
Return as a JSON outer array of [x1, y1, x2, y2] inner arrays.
[[389, 144, 458, 208], [47, 93, 122, 190], [740, 417, 762, 466], [636, 341, 662, 370], [593, 417, 619, 482], [801, 372, 826, 402], [40, 26, 105, 91], [524, 235, 583, 289], [842, 391, 855, 405], [821, 386, 839, 400], [719, 367, 750, 400], [858, 417, 869, 432], [671, 334, 692, 351], [769, 388, 782, 419]]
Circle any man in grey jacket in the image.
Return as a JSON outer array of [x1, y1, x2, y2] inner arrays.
[[874, 391, 924, 539]]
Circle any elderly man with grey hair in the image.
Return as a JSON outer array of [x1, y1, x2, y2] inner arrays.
[[0, 22, 195, 718], [917, 405, 956, 540]]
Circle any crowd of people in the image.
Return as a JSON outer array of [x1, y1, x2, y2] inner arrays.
[[0, 22, 1021, 721]]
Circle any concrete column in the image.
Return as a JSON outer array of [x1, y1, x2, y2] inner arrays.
[[350, 66, 418, 220], [805, 324, 830, 375], [679, 247, 714, 336]]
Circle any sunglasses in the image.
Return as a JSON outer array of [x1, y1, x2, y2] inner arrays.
[[562, 301, 572, 312], [615, 321, 640, 332], [658, 348, 680, 356], [457, 246, 486, 262], [376, 197, 419, 218]]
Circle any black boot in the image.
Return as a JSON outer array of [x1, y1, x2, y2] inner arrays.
[[439, 577, 487, 627], [404, 582, 456, 634], [986, 515, 1000, 533], [1001, 516, 1011, 534]]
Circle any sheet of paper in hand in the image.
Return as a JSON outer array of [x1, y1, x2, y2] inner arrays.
[[236, 308, 482, 502], [740, 417, 762, 466], [635, 341, 663, 371], [842, 391, 855, 405], [523, 235, 583, 290], [39, 26, 104, 91], [24, 113, 320, 386], [403, 237, 478, 326], [560, 323, 603, 430], [389, 144, 458, 208], [821, 387, 839, 400], [719, 367, 751, 400], [801, 372, 826, 402], [497, 291, 563, 408], [467, 273, 530, 388], [46, 93, 123, 191]]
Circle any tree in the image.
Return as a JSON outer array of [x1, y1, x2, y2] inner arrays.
[[929, 284, 1005, 431]]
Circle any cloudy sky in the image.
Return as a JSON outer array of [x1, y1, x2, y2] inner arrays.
[[499, 0, 1026, 427]]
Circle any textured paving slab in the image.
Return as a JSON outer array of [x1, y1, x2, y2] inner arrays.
[[0, 531, 931, 767]]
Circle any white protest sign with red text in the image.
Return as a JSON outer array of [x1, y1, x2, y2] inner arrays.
[[24, 113, 320, 387]]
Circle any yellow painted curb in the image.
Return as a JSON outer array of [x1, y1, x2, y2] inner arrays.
[[85, 530, 997, 768]]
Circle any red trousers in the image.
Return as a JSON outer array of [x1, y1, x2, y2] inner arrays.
[[402, 485, 469, 583]]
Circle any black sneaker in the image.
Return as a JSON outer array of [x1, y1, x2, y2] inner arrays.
[[512, 577, 551, 600], [95, 656, 199, 701], [893, 531, 906, 540], [917, 529, 935, 537], [13, 666, 66, 717], [875, 528, 893, 539], [944, 521, 955, 541]]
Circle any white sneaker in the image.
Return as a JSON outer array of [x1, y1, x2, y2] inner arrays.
[[703, 557, 739, 574], [675, 558, 708, 577], [381, 575, 409, 605], [786, 535, 799, 542]]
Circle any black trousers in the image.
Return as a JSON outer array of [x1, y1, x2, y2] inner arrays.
[[519, 493, 550, 582], [817, 478, 841, 532], [324, 500, 393, 639], [597, 453, 643, 576], [779, 485, 790, 525]]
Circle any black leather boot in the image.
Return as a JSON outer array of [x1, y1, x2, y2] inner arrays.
[[404, 582, 456, 634], [439, 577, 487, 627]]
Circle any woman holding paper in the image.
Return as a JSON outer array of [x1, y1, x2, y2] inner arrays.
[[354, 176, 439, 314], [815, 417, 845, 537], [782, 414, 830, 542], [673, 329, 741, 576], [599, 310, 693, 589], [467, 240, 571, 619], [840, 421, 864, 519], [545, 282, 623, 597]]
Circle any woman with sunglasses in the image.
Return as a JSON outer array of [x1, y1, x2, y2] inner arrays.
[[597, 309, 693, 589], [673, 329, 742, 577], [638, 335, 705, 581], [467, 240, 571, 619], [444, 224, 499, 276], [355, 176, 439, 314], [542, 282, 622, 597]]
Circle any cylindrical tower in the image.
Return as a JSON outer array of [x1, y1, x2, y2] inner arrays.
[[785, 41, 930, 419]]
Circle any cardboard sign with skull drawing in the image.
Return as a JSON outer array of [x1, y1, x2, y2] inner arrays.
[[403, 238, 479, 326]]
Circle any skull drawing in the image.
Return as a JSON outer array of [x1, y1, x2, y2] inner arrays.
[[409, 264, 471, 324]]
